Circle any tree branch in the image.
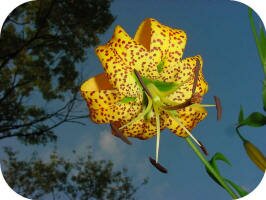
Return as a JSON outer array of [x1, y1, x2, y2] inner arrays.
[[0, 92, 87, 140], [0, 0, 56, 70]]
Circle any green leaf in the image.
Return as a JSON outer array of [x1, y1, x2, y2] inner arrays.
[[225, 178, 249, 197], [263, 79, 266, 111], [238, 106, 244, 124], [205, 152, 232, 189], [259, 27, 266, 65], [120, 97, 136, 103], [142, 77, 178, 92], [249, 8, 266, 74], [156, 60, 164, 73], [210, 152, 232, 171], [211, 152, 232, 165], [238, 112, 266, 127]]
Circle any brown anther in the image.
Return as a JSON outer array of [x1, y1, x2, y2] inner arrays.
[[149, 157, 168, 173], [214, 96, 222, 121], [198, 140, 208, 156], [110, 123, 132, 145], [134, 69, 153, 98]]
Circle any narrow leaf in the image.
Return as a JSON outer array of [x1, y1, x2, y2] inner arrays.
[[205, 152, 232, 190], [225, 178, 249, 197], [248, 8, 264, 67], [210, 152, 232, 169], [263, 80, 266, 111], [260, 27, 266, 63]]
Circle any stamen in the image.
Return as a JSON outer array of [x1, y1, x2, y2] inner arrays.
[[154, 105, 161, 163], [198, 140, 208, 156], [214, 96, 222, 120], [110, 123, 132, 145], [149, 157, 168, 173], [168, 111, 201, 147], [134, 69, 153, 98], [119, 95, 153, 130], [198, 104, 216, 107]]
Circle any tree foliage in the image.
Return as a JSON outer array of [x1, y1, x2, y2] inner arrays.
[[0, 0, 115, 144], [1, 147, 145, 200]]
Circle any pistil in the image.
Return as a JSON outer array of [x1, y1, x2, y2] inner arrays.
[[118, 69, 215, 172]]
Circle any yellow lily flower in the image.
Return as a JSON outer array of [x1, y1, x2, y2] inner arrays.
[[81, 18, 215, 171]]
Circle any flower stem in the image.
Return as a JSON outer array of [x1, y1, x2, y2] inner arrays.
[[185, 137, 238, 199]]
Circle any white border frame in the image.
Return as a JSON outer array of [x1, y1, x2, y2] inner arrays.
[[0, 0, 265, 199]]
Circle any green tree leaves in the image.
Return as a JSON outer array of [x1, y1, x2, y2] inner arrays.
[[0, 0, 115, 144], [1, 147, 145, 200]]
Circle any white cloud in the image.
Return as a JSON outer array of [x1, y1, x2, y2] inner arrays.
[[96, 129, 126, 165]]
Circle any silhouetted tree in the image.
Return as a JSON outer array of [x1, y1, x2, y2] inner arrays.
[[1, 147, 146, 200], [0, 0, 115, 144]]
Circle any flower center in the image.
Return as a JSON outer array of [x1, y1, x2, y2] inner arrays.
[[118, 69, 215, 172]]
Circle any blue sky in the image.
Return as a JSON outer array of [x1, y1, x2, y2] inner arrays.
[[1, 0, 266, 200]]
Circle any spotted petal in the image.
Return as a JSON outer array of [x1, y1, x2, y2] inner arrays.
[[120, 118, 157, 140], [162, 105, 207, 137], [81, 73, 142, 123], [96, 44, 142, 98], [166, 56, 208, 105], [134, 18, 187, 79]]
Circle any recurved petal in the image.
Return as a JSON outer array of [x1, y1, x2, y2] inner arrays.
[[81, 73, 142, 124], [166, 56, 208, 104], [162, 105, 207, 137], [105, 25, 160, 79], [81, 73, 121, 109], [134, 18, 187, 79], [96, 45, 142, 98], [89, 103, 142, 124], [120, 117, 157, 140]]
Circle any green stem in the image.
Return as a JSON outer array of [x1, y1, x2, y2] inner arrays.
[[236, 128, 247, 143], [185, 137, 239, 199]]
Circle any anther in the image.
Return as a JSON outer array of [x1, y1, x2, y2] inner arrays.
[[214, 96, 222, 121], [198, 140, 208, 156], [110, 123, 132, 145], [149, 157, 168, 173]]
